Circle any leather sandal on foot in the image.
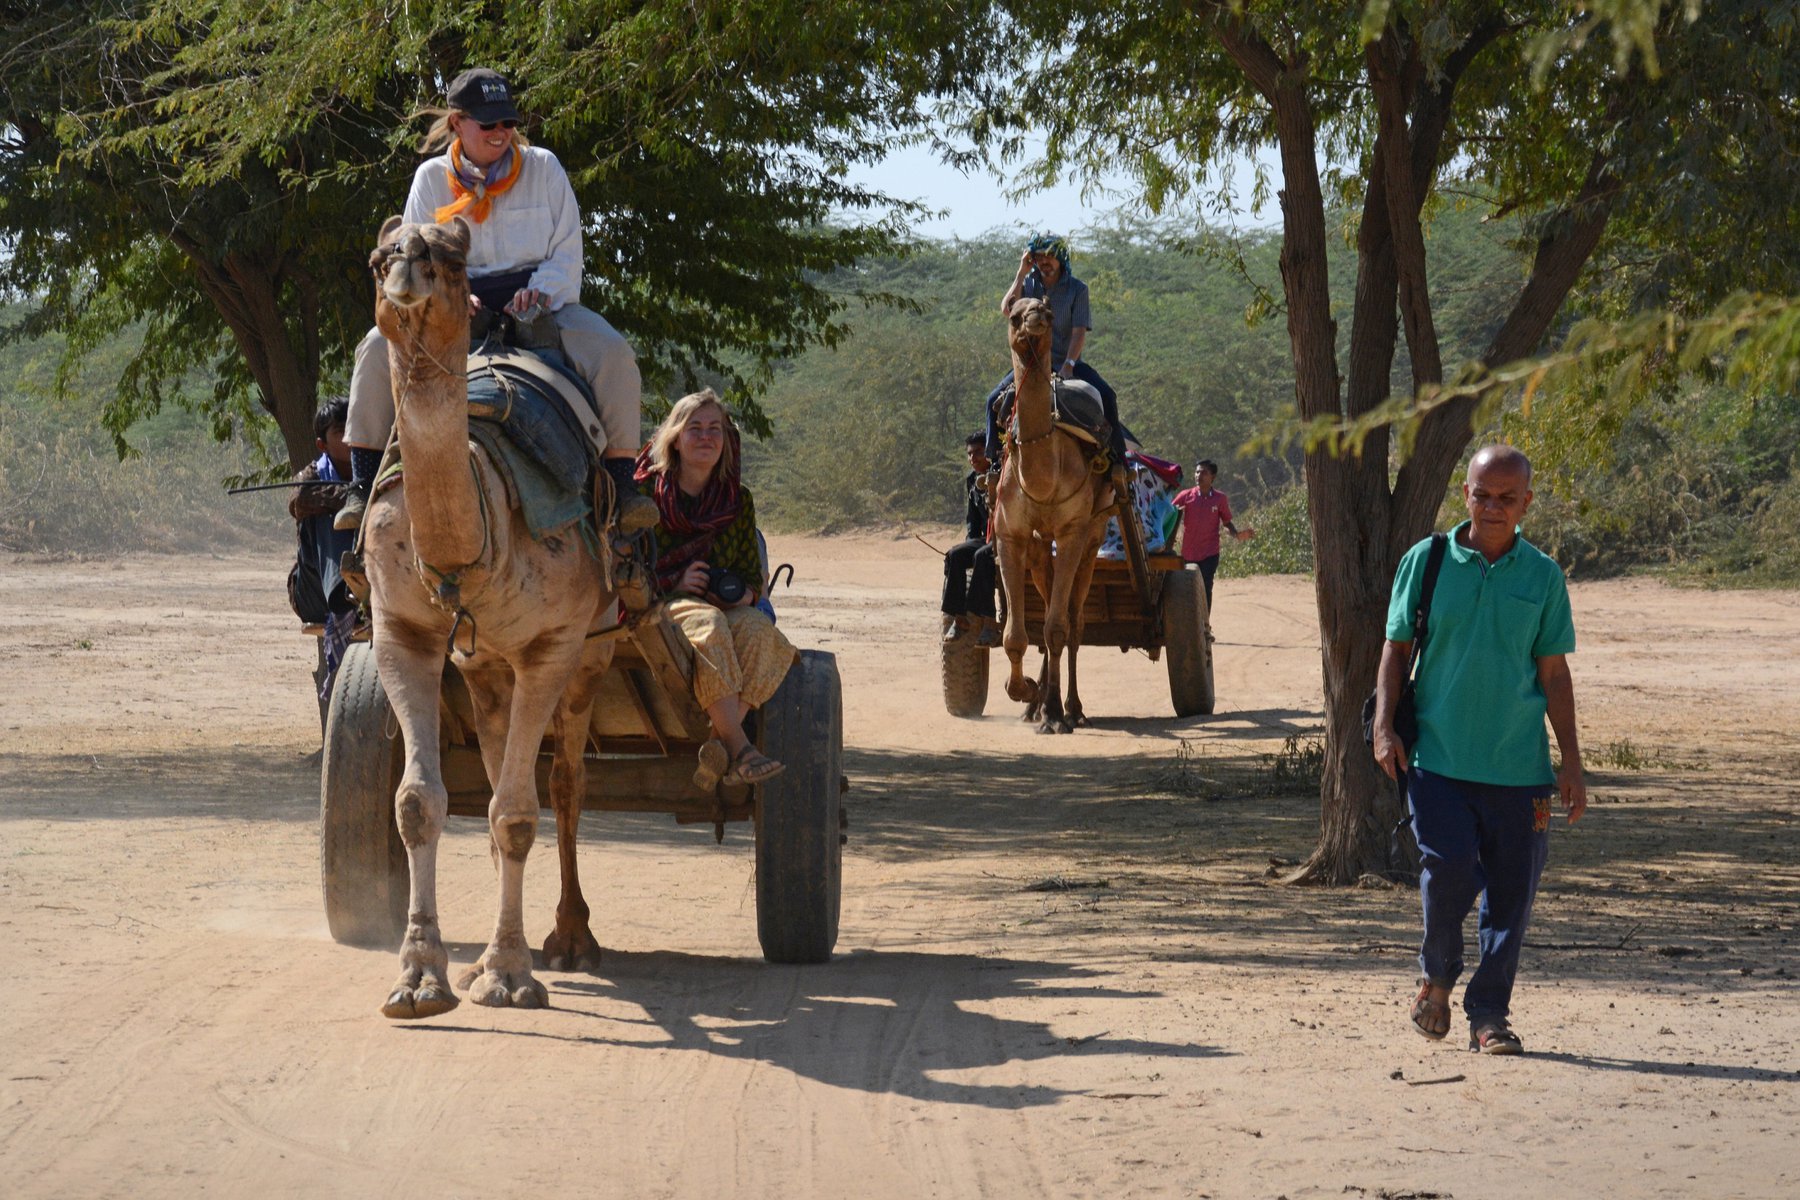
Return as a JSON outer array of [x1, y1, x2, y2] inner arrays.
[[692, 738, 729, 791], [1410, 979, 1451, 1041], [1469, 1019, 1523, 1055], [723, 745, 785, 787]]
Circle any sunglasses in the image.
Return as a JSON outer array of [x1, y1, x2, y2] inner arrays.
[[468, 118, 519, 132]]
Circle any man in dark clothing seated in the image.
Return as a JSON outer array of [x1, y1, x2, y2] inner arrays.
[[943, 432, 1000, 646], [288, 398, 360, 717]]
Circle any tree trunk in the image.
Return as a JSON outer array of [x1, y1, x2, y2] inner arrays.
[[173, 236, 322, 468], [1298, 480, 1407, 885]]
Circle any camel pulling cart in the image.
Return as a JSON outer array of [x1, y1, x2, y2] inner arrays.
[[317, 611, 845, 965], [940, 482, 1215, 721]]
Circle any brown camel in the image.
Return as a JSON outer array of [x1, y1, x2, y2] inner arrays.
[[362, 216, 617, 1019], [991, 296, 1115, 734]]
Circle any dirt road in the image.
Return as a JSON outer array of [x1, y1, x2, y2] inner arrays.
[[3, 535, 1796, 1198]]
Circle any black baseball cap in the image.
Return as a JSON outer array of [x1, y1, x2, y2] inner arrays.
[[446, 68, 522, 124]]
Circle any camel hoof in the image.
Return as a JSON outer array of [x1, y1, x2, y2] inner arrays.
[[412, 981, 459, 1017], [467, 970, 547, 1009], [543, 927, 604, 973], [381, 983, 459, 1021]]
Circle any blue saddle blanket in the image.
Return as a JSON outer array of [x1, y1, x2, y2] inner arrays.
[[461, 347, 596, 539], [466, 420, 590, 540], [466, 347, 595, 496]]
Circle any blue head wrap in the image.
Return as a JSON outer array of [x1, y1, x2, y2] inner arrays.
[[1026, 231, 1071, 275]]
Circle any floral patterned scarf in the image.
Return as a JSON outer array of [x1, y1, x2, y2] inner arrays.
[[634, 428, 744, 583]]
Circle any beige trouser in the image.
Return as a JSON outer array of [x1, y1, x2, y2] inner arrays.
[[667, 599, 798, 712], [344, 302, 641, 453]]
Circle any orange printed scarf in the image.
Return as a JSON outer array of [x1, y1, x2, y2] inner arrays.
[[434, 142, 522, 224]]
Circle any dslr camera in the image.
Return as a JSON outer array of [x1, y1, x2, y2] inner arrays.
[[706, 566, 748, 605]]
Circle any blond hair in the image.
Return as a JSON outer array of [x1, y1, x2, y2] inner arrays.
[[416, 107, 533, 156], [643, 389, 739, 480]]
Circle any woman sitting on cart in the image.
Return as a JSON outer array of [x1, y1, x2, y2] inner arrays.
[[637, 389, 798, 790]]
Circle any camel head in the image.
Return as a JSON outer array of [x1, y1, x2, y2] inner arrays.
[[1007, 296, 1053, 364], [370, 216, 471, 330]]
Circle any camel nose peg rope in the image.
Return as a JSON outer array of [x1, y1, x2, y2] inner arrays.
[[447, 603, 477, 657]]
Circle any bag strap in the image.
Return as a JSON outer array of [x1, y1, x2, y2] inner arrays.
[[1404, 532, 1450, 679]]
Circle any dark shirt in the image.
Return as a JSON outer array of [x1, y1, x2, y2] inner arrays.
[[963, 469, 990, 542], [1020, 270, 1093, 365], [288, 454, 356, 621]]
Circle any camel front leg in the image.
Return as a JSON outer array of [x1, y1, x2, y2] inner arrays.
[[995, 535, 1038, 707], [459, 633, 587, 1009], [375, 627, 460, 1020], [1061, 537, 1104, 728], [1037, 554, 1087, 735], [542, 652, 611, 973]]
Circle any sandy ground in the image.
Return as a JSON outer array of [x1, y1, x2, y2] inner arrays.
[[2, 532, 1797, 1199]]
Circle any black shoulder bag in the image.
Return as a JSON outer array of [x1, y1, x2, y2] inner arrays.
[[1360, 532, 1449, 747]]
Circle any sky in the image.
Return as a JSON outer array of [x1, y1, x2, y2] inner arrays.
[[840, 140, 1283, 243]]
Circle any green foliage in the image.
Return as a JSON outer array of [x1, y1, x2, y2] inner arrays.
[[1508, 381, 1800, 583], [0, 0, 982, 463], [1586, 738, 1675, 771], [1223, 485, 1315, 577], [0, 310, 285, 552], [747, 204, 1524, 537]]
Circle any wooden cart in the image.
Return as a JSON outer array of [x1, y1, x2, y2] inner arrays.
[[941, 492, 1214, 720], [318, 608, 844, 964]]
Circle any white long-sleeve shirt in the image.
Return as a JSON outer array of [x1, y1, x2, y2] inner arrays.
[[402, 146, 583, 310]]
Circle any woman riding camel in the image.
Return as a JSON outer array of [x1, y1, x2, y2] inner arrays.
[[637, 389, 797, 789], [337, 67, 655, 534], [981, 231, 1125, 471]]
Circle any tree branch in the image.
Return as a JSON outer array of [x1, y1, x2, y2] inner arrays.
[[1390, 147, 1621, 545], [1368, 31, 1443, 395]]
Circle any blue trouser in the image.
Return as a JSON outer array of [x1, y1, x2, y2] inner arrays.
[[984, 363, 1118, 463], [1408, 767, 1552, 1022]]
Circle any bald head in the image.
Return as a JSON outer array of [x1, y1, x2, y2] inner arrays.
[[1467, 444, 1532, 488], [1461, 444, 1535, 556]]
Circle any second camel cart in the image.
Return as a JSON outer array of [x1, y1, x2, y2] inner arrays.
[[941, 497, 1214, 719]]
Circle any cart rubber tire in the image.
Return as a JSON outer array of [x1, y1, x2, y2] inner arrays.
[[940, 623, 990, 718], [319, 641, 409, 948], [1164, 569, 1216, 717], [755, 649, 844, 964]]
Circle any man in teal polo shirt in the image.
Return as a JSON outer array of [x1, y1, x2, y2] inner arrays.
[[1371, 444, 1588, 1055]]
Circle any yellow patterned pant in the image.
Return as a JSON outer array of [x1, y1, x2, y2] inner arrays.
[[666, 599, 798, 712]]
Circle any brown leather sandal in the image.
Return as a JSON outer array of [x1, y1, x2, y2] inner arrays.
[[1469, 1019, 1524, 1055], [1410, 979, 1451, 1041], [723, 745, 785, 787]]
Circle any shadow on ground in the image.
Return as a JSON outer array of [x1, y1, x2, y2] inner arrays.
[[7, 737, 1795, 1004], [398, 946, 1229, 1107]]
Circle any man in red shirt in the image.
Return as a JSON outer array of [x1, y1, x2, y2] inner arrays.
[[1172, 459, 1255, 630]]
